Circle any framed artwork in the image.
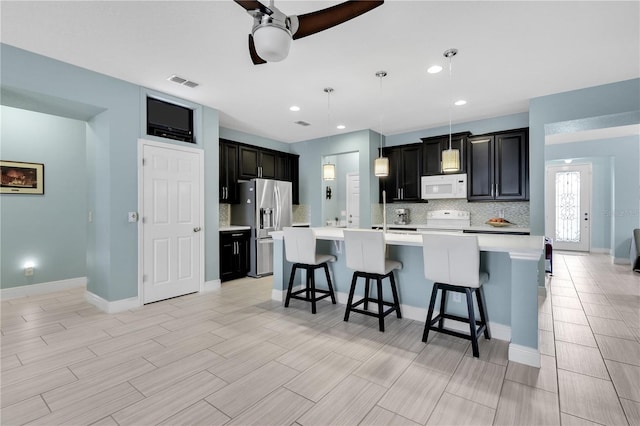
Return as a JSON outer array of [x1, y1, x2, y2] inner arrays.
[[1, 161, 45, 194]]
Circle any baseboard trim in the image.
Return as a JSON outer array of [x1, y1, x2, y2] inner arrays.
[[85, 291, 139, 314], [271, 288, 511, 342], [203, 279, 221, 293], [591, 247, 610, 254], [1, 277, 86, 300], [613, 257, 631, 265], [538, 286, 547, 297], [509, 343, 541, 368]]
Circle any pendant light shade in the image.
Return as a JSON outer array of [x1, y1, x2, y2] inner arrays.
[[442, 48, 460, 173], [374, 157, 390, 177], [374, 71, 389, 177], [441, 148, 460, 172], [323, 163, 336, 180]]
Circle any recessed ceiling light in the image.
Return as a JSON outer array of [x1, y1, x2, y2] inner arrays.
[[427, 65, 443, 74], [336, 125, 346, 130], [289, 105, 300, 112], [454, 100, 467, 106]]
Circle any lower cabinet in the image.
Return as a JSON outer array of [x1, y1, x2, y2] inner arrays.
[[220, 230, 250, 282]]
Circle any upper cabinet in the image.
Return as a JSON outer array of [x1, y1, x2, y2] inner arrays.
[[219, 139, 239, 204], [379, 143, 423, 202], [239, 146, 277, 180], [467, 128, 529, 201], [220, 140, 299, 204], [421, 132, 471, 176]]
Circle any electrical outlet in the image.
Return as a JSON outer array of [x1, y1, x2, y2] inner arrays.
[[452, 293, 462, 303]]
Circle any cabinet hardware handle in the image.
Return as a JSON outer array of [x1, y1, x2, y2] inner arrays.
[[231, 233, 243, 237]]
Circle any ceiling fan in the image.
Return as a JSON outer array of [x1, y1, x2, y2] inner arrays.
[[234, 0, 384, 64]]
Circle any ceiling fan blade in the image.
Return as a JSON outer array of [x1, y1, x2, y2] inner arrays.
[[292, 0, 383, 40], [248, 34, 267, 65], [234, 0, 272, 15]]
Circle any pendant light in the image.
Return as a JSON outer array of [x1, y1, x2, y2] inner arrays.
[[441, 48, 460, 173], [322, 87, 336, 181], [374, 71, 389, 177]]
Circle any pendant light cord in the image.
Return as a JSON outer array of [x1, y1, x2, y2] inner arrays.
[[448, 53, 453, 150]]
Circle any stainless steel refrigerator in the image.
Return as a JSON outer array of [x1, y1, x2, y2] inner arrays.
[[231, 179, 292, 277]]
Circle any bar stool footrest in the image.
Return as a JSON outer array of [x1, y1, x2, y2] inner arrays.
[[289, 288, 334, 303]]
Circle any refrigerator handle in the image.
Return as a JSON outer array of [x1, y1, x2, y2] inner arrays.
[[274, 186, 280, 230]]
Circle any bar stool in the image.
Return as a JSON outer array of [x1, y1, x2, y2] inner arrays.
[[343, 229, 402, 332], [421, 233, 490, 357], [283, 227, 336, 314]]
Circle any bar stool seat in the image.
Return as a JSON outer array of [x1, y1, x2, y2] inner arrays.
[[421, 233, 490, 357], [283, 227, 336, 314], [343, 229, 402, 332]]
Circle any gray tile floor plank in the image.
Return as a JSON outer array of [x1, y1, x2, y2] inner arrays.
[[1, 254, 637, 426]]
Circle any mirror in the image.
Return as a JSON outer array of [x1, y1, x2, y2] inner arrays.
[[322, 152, 359, 227]]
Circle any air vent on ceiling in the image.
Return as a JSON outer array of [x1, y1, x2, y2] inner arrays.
[[167, 75, 199, 88], [294, 121, 311, 127]]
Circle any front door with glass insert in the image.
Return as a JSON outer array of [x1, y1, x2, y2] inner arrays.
[[546, 164, 592, 252]]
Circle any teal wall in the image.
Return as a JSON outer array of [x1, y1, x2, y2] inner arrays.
[[1, 43, 222, 300], [290, 129, 377, 228], [546, 136, 639, 260], [385, 112, 529, 147], [220, 127, 290, 153], [1, 106, 87, 288], [529, 79, 640, 240]]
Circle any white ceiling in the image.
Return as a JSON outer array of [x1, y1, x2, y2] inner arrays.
[[1, 1, 638, 143]]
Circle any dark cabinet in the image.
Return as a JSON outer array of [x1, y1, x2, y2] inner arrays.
[[220, 229, 250, 282], [219, 140, 239, 204], [467, 129, 528, 201], [421, 132, 470, 175], [220, 140, 299, 204], [379, 143, 422, 202], [239, 146, 277, 179]]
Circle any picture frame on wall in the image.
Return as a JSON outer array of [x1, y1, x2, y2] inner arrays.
[[0, 160, 45, 194]]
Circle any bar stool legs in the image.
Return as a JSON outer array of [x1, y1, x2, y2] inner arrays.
[[285, 263, 336, 314], [343, 271, 401, 332], [422, 283, 490, 357]]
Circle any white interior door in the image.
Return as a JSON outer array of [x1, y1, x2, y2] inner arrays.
[[346, 172, 360, 228], [140, 141, 203, 303], [546, 163, 591, 252]]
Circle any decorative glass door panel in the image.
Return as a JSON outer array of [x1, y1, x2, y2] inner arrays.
[[546, 164, 591, 252]]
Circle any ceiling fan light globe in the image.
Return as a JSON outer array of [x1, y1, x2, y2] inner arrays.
[[253, 24, 291, 62]]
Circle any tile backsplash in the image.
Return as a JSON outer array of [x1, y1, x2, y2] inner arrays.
[[220, 203, 311, 227], [373, 200, 530, 228]]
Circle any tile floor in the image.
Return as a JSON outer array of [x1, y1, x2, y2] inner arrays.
[[1, 253, 638, 425]]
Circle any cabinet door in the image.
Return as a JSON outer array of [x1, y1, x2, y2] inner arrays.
[[422, 138, 445, 176], [219, 234, 235, 281], [237, 235, 250, 275], [275, 153, 289, 180], [289, 155, 300, 205], [259, 150, 277, 179], [399, 145, 422, 200], [467, 136, 494, 200], [238, 146, 259, 179], [495, 131, 528, 200], [378, 147, 399, 202], [220, 142, 239, 203]]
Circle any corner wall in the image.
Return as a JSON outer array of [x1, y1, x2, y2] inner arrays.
[[1, 106, 87, 288]]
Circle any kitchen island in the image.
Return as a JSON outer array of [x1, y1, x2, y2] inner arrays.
[[271, 228, 545, 367]]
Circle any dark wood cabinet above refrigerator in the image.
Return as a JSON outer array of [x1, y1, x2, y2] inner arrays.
[[218, 139, 299, 204]]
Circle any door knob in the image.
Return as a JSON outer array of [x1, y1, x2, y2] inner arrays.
[[193, 227, 202, 232]]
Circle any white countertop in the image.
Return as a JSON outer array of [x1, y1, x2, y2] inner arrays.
[[219, 225, 251, 232], [271, 227, 543, 256], [372, 223, 530, 234]]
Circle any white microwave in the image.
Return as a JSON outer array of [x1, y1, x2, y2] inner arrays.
[[421, 173, 467, 200]]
